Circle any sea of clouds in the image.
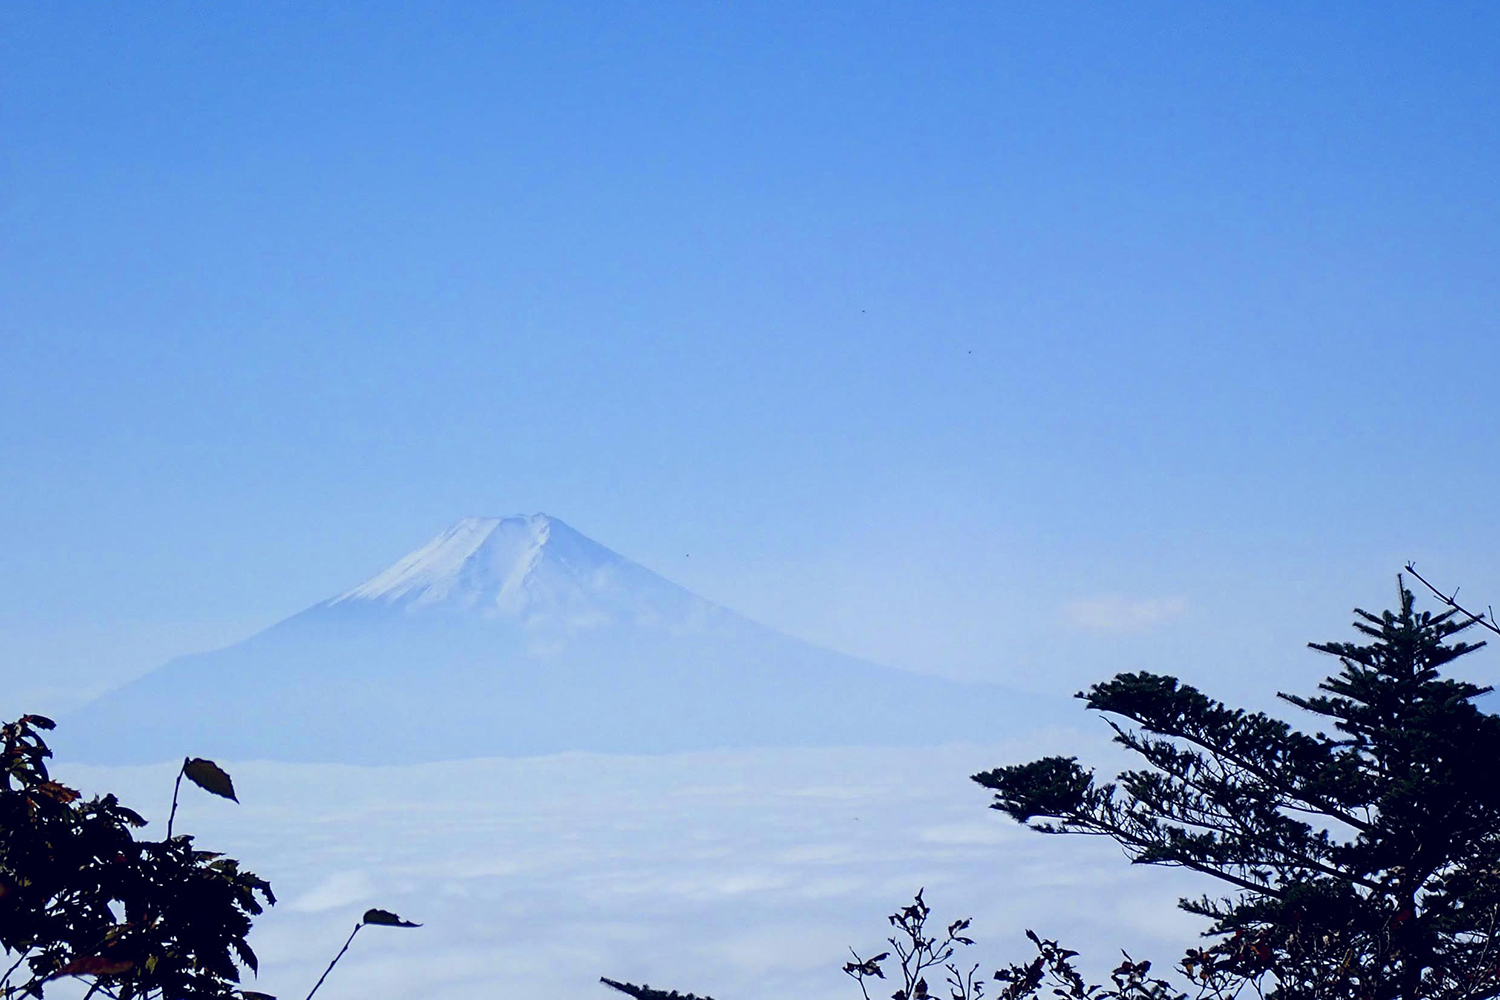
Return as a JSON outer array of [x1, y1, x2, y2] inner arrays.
[[55, 728, 1208, 1000]]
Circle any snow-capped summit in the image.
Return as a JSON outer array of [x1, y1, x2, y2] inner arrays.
[[64, 513, 1045, 764], [327, 513, 719, 629]]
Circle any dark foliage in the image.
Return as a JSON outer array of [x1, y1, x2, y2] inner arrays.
[[600, 976, 718, 1000], [0, 714, 422, 1000], [848, 891, 1186, 1000], [0, 714, 273, 999], [972, 581, 1500, 1000], [845, 890, 983, 1000], [993, 930, 1178, 1000]]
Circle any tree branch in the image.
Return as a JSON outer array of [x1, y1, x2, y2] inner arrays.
[[1404, 563, 1500, 637]]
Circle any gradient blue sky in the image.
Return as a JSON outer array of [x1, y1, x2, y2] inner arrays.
[[3, 3, 1498, 715]]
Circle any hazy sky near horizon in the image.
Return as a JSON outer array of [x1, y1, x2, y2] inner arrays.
[[4, 4, 1499, 715]]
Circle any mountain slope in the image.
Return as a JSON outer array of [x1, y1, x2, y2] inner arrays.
[[63, 515, 1043, 763], [328, 515, 716, 626]]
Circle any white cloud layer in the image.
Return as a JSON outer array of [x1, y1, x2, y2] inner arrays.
[[56, 736, 1207, 1000]]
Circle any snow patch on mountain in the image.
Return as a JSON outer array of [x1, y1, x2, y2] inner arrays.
[[326, 513, 725, 633]]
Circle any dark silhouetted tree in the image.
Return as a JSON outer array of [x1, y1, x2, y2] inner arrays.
[[600, 977, 718, 1000], [0, 713, 418, 1000], [972, 580, 1500, 1000], [0, 714, 272, 998]]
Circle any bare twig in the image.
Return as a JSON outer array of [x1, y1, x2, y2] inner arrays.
[[846, 948, 875, 1000], [1404, 563, 1500, 637], [305, 923, 362, 1000], [166, 758, 188, 840], [0, 948, 31, 993]]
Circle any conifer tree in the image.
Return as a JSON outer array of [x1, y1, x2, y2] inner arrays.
[[973, 581, 1500, 1000]]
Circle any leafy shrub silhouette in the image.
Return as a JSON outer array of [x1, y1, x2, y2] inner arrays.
[[847, 891, 1180, 1000], [0, 714, 418, 1000], [844, 889, 983, 1000]]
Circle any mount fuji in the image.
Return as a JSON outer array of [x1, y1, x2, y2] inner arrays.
[[64, 514, 1043, 763]]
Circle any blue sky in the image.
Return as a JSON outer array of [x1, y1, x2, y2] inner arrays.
[[3, 3, 1499, 714]]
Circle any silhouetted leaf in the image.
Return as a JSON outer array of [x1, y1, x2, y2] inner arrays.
[[361, 908, 420, 927], [32, 780, 80, 804], [183, 757, 238, 801], [53, 955, 134, 978], [20, 714, 56, 729], [116, 805, 148, 827], [240, 993, 277, 1000], [233, 937, 259, 974]]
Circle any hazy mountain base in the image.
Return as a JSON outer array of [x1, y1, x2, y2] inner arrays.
[[61, 514, 1053, 764], [60, 604, 1052, 764], [49, 738, 1202, 1000]]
